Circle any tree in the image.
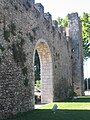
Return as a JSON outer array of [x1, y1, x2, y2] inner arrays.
[[57, 16, 68, 27], [80, 12, 90, 59], [57, 12, 90, 59], [34, 50, 40, 81], [57, 17, 63, 26]]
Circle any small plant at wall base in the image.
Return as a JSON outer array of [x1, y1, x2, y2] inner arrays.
[[68, 85, 77, 99]]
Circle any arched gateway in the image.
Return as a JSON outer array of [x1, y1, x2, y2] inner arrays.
[[0, 0, 84, 119], [34, 39, 53, 103]]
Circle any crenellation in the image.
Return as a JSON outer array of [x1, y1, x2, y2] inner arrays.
[[34, 3, 44, 15], [52, 20, 58, 29], [68, 12, 79, 20], [44, 12, 52, 30], [68, 12, 84, 95], [23, 0, 35, 6], [44, 12, 52, 23]]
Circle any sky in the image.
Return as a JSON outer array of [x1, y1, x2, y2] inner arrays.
[[35, 0, 90, 20], [35, 0, 90, 79], [84, 59, 90, 79]]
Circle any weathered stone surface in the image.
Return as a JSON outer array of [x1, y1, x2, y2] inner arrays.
[[68, 13, 84, 95], [0, 0, 84, 119]]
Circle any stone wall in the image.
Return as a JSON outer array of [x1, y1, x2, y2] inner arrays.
[[0, 0, 84, 119], [68, 13, 84, 95]]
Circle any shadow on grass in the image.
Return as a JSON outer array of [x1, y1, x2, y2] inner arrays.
[[63, 96, 90, 102], [5, 109, 90, 120]]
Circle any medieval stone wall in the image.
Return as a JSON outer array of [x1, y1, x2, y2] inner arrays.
[[0, 0, 84, 119], [68, 13, 84, 95]]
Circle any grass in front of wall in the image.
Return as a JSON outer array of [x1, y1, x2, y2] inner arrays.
[[5, 96, 90, 120]]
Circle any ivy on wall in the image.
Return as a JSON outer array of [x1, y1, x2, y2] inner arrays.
[[3, 16, 16, 42], [0, 44, 5, 64], [12, 37, 29, 87]]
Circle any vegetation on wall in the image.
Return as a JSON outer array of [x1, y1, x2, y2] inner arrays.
[[12, 39, 26, 66], [10, 22, 16, 36], [3, 16, 10, 42], [3, 29, 10, 42], [0, 44, 5, 64], [26, 32, 35, 43], [3, 15, 29, 86], [12, 38, 29, 87], [3, 16, 16, 41], [0, 44, 5, 52]]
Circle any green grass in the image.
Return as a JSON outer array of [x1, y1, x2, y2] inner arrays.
[[5, 96, 90, 120]]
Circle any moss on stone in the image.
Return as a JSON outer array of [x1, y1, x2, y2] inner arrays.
[[14, 5, 18, 10], [32, 27, 39, 36], [26, 32, 35, 43], [0, 44, 5, 52], [3, 30, 10, 42], [0, 57, 1, 64], [3, 15, 10, 42], [12, 38, 26, 66], [22, 67, 27, 76], [24, 76, 29, 87], [10, 22, 16, 36], [12, 38, 29, 87]]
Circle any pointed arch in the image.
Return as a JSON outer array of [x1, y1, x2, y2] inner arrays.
[[33, 39, 53, 103]]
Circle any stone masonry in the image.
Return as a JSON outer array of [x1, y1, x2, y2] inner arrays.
[[0, 0, 84, 119]]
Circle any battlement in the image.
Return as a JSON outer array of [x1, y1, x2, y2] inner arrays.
[[3, 0, 69, 38], [2, 0, 81, 38], [68, 12, 79, 20], [34, 3, 44, 15]]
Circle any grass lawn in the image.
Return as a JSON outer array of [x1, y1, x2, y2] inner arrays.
[[5, 96, 90, 120]]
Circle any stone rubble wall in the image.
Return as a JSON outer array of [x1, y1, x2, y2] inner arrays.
[[0, 0, 84, 119]]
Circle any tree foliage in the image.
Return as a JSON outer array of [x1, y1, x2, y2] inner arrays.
[[34, 50, 40, 81], [57, 16, 68, 27], [57, 12, 90, 59], [81, 12, 90, 59]]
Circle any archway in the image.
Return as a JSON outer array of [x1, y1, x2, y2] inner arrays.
[[34, 39, 53, 103]]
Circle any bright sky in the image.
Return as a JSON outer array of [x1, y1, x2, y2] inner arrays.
[[84, 59, 90, 79], [35, 0, 90, 20], [35, 0, 90, 79]]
